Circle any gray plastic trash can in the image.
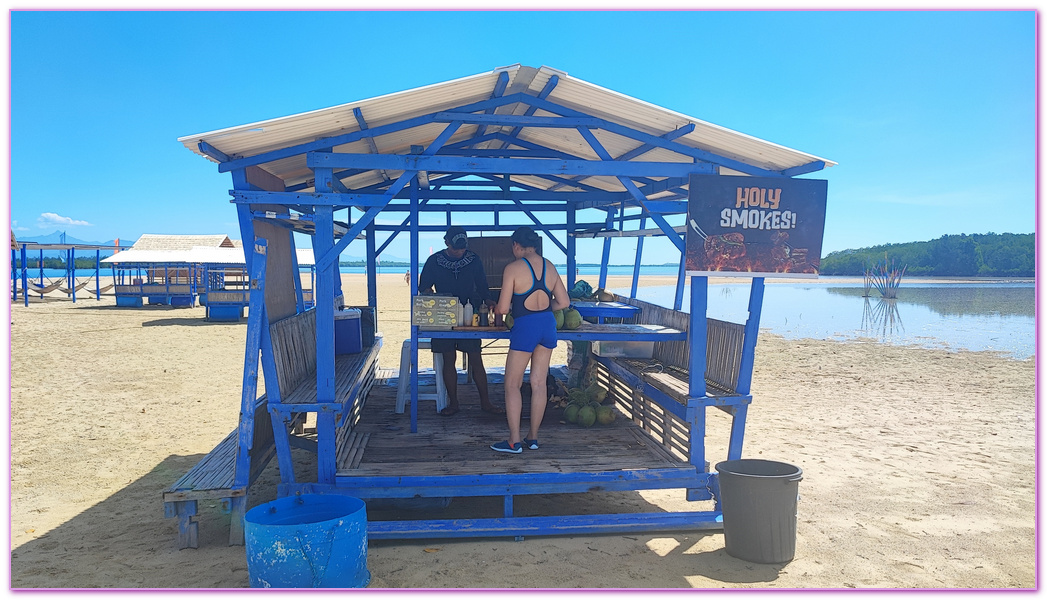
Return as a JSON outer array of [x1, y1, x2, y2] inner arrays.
[[716, 459, 803, 564]]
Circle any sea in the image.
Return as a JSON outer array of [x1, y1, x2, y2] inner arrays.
[[612, 278, 1035, 361], [37, 267, 1034, 360]]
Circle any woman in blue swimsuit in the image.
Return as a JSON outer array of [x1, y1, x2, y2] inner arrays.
[[490, 227, 570, 454]]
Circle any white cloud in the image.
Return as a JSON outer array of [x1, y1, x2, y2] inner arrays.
[[39, 212, 92, 227], [11, 220, 28, 232]]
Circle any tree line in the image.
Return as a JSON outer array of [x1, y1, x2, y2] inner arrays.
[[12, 257, 112, 270], [820, 233, 1034, 277]]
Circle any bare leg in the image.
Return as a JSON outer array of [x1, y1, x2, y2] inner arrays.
[[467, 351, 501, 413], [503, 349, 531, 446], [526, 344, 554, 441], [440, 350, 459, 414]]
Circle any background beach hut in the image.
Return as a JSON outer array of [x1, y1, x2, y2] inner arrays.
[[102, 234, 236, 307], [170, 64, 833, 545]]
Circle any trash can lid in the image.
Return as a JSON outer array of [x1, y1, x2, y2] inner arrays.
[[335, 308, 362, 320], [715, 459, 802, 478]]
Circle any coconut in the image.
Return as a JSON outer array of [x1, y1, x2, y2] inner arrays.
[[596, 405, 615, 425], [596, 288, 615, 302], [504, 314, 514, 329], [562, 308, 583, 330], [553, 308, 565, 329], [564, 403, 581, 424], [577, 405, 597, 427]]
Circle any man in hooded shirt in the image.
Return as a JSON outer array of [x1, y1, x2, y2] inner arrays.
[[417, 226, 504, 416]]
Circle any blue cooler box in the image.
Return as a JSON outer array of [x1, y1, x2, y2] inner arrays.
[[335, 308, 363, 354]]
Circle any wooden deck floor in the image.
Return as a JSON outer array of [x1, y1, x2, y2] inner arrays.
[[338, 375, 691, 478]]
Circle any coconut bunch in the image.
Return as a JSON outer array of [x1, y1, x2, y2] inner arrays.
[[504, 307, 584, 330], [562, 383, 616, 427]]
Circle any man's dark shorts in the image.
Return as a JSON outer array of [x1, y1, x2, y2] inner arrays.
[[431, 338, 481, 354]]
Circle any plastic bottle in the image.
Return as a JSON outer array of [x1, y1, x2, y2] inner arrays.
[[462, 301, 473, 327]]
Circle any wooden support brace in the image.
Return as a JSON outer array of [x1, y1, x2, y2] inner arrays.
[[174, 501, 199, 550], [227, 496, 247, 547]]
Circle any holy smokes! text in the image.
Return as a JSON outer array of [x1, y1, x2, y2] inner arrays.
[[719, 187, 797, 230]]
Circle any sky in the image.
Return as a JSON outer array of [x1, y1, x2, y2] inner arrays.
[[7, 9, 1037, 266]]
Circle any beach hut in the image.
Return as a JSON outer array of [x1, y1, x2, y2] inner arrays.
[[168, 64, 833, 546], [102, 234, 236, 307]]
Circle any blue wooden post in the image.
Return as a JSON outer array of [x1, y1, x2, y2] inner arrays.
[[366, 221, 378, 316], [313, 163, 338, 484], [631, 215, 646, 299], [687, 275, 708, 471], [736, 277, 764, 395], [21, 245, 28, 307], [688, 275, 708, 398], [673, 255, 686, 311], [598, 209, 613, 290], [230, 238, 269, 542], [95, 250, 100, 300], [334, 214, 344, 304], [38, 249, 43, 286], [566, 206, 576, 290], [725, 277, 765, 460], [10, 248, 15, 302], [409, 176, 420, 433], [70, 247, 77, 303]]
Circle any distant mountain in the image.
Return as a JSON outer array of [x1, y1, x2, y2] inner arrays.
[[17, 230, 123, 246]]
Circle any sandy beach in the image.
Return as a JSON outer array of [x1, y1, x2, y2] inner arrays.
[[8, 273, 1036, 589]]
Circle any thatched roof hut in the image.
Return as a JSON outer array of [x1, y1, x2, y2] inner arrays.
[[130, 234, 235, 251]]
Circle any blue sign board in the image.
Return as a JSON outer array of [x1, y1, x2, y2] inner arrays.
[[685, 174, 828, 277]]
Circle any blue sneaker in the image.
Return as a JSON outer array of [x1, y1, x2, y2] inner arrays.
[[524, 439, 539, 450], [491, 440, 522, 454]]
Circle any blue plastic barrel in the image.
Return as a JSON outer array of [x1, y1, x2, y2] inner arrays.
[[244, 494, 370, 588]]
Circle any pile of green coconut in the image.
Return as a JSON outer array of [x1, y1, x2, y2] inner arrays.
[[559, 382, 615, 427], [505, 306, 583, 330]]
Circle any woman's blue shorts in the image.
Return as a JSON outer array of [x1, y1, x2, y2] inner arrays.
[[509, 311, 558, 352]]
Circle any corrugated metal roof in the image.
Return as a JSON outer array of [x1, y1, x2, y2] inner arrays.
[[104, 245, 318, 267], [130, 234, 234, 251], [186, 246, 246, 265], [101, 249, 192, 264], [179, 65, 835, 192]]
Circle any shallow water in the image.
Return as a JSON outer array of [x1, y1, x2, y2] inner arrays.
[[614, 281, 1035, 360]]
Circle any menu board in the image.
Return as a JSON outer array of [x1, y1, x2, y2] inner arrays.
[[685, 174, 828, 277]]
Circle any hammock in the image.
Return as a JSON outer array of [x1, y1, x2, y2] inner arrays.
[[23, 280, 64, 296], [97, 283, 115, 294], [58, 280, 93, 295]]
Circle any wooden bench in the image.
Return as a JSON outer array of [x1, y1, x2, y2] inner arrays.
[[162, 307, 381, 548], [589, 294, 753, 469]]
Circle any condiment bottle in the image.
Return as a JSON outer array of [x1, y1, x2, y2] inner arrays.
[[462, 301, 473, 326]]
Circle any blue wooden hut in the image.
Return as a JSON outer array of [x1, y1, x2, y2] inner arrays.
[[167, 65, 833, 547], [102, 234, 237, 308]]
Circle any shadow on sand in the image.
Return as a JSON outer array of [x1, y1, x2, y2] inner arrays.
[[12, 441, 786, 588]]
